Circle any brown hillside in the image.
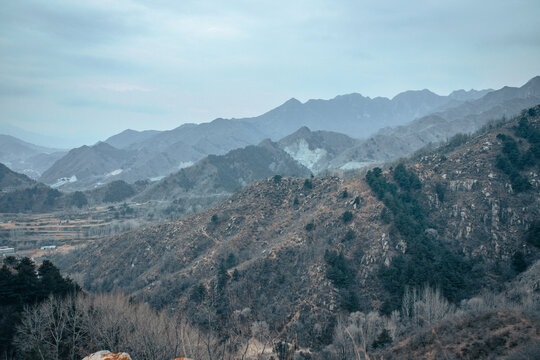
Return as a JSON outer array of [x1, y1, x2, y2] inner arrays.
[[380, 311, 539, 359], [413, 114, 539, 269], [59, 107, 540, 349]]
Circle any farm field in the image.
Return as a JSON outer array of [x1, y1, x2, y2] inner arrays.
[[0, 203, 148, 260]]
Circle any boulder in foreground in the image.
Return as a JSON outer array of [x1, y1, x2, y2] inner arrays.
[[82, 351, 131, 360]]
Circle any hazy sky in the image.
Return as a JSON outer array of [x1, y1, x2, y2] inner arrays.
[[1, 0, 539, 148]]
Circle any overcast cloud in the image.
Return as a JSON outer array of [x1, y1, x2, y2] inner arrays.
[[1, 0, 539, 147]]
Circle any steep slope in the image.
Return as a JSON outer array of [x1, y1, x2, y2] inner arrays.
[[135, 139, 311, 202], [40, 142, 133, 190], [59, 107, 540, 350], [0, 163, 36, 192]]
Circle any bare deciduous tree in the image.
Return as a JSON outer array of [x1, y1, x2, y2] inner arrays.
[[14, 293, 217, 360]]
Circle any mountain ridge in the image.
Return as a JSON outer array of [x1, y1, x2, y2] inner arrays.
[[57, 106, 540, 352], [32, 76, 540, 190]]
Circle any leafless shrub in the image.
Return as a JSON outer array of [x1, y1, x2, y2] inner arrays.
[[14, 293, 217, 360], [401, 286, 456, 328]]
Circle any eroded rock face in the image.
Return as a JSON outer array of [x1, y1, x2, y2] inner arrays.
[[82, 351, 132, 360]]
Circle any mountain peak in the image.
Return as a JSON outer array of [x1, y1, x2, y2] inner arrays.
[[294, 126, 312, 134], [284, 97, 302, 105], [93, 141, 117, 150], [392, 89, 440, 102], [523, 75, 540, 88], [448, 88, 493, 101]]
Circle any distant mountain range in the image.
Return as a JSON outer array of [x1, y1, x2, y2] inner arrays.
[[2, 77, 539, 191], [328, 76, 540, 169], [242, 87, 492, 140], [0, 135, 66, 179], [0, 138, 310, 213]]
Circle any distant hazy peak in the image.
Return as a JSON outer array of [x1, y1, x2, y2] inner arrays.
[[93, 141, 118, 150], [523, 75, 540, 89], [328, 93, 369, 101], [392, 89, 440, 101], [292, 126, 312, 135], [105, 128, 161, 149], [67, 141, 123, 157], [0, 134, 63, 154], [259, 97, 304, 117], [283, 97, 302, 105], [257, 138, 277, 149], [448, 88, 494, 101], [118, 129, 139, 135]]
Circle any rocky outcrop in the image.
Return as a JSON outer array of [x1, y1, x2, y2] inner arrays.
[[82, 352, 193, 360], [82, 351, 131, 360]]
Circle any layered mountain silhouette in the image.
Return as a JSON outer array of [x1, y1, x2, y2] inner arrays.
[[134, 139, 311, 202], [40, 142, 133, 189], [2, 77, 538, 191], [0, 135, 66, 179], [329, 76, 540, 168]]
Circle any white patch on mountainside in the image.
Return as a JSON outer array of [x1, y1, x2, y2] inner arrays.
[[177, 161, 194, 169], [339, 161, 375, 170], [283, 139, 326, 171], [105, 169, 123, 177], [150, 175, 165, 182], [51, 175, 77, 188]]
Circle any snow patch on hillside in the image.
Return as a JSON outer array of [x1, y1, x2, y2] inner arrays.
[[105, 169, 123, 177], [284, 139, 326, 171], [177, 161, 194, 169], [51, 175, 77, 188]]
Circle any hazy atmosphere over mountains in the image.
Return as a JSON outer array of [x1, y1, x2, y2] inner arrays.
[[7, 75, 536, 191], [1, 1, 540, 359], [1, 1, 539, 148]]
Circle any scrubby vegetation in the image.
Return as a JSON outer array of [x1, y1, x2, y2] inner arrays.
[[494, 115, 540, 193], [366, 165, 474, 313], [103, 180, 136, 203], [527, 221, 540, 248], [323, 278, 540, 359], [0, 185, 62, 212], [70, 191, 88, 208], [324, 250, 359, 312]]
